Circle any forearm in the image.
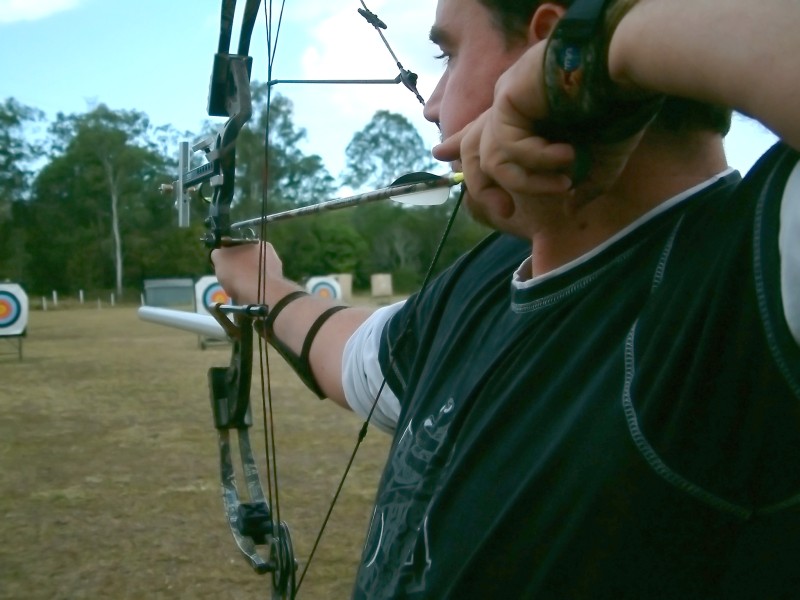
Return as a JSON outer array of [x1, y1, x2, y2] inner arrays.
[[265, 283, 373, 409], [609, 0, 800, 148], [211, 243, 373, 408]]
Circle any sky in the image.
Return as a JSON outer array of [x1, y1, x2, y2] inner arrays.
[[0, 0, 779, 188]]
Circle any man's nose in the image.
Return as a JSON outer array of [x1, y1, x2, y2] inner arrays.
[[423, 78, 444, 126]]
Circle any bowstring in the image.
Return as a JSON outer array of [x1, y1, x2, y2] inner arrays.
[[358, 0, 426, 106], [295, 187, 464, 591], [253, 0, 464, 593], [294, 4, 463, 591], [256, 0, 288, 549]]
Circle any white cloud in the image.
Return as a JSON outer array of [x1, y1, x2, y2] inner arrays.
[[281, 0, 341, 25], [0, 0, 83, 24]]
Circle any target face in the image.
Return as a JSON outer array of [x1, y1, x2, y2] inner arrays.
[[0, 284, 29, 336], [202, 282, 230, 308], [195, 276, 230, 316], [0, 292, 21, 328], [306, 277, 341, 300]]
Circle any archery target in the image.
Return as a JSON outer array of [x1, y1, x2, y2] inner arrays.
[[0, 292, 20, 327], [195, 276, 230, 316], [0, 284, 29, 336], [305, 276, 341, 300]]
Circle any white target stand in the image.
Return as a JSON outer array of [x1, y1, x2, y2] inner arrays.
[[305, 276, 342, 301], [0, 283, 29, 361], [195, 276, 231, 350]]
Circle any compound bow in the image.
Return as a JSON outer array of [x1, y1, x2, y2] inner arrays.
[[159, 1, 464, 597]]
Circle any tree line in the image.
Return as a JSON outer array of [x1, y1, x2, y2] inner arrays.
[[0, 88, 489, 299]]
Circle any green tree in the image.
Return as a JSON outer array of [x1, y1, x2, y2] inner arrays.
[[347, 201, 490, 292], [202, 87, 346, 279], [231, 86, 336, 220], [0, 98, 44, 281], [27, 105, 178, 296], [339, 109, 490, 290], [342, 110, 437, 191], [268, 210, 367, 282], [142, 87, 338, 285]]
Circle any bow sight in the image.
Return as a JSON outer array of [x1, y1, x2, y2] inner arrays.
[[159, 0, 258, 249]]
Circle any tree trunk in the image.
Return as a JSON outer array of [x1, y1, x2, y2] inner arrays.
[[103, 157, 124, 297]]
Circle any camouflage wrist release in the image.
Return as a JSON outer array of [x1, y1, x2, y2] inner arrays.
[[539, 0, 663, 144]]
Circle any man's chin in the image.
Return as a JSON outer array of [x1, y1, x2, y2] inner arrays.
[[463, 193, 493, 228], [463, 192, 531, 239]]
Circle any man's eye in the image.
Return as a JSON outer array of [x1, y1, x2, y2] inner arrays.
[[434, 52, 450, 65]]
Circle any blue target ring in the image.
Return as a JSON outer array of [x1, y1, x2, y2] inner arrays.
[[0, 291, 22, 328], [202, 282, 229, 309], [309, 280, 338, 299]]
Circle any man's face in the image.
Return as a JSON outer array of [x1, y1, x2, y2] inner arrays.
[[423, 0, 529, 158]]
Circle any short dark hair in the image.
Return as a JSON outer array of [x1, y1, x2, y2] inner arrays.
[[476, 0, 731, 135], [477, 0, 542, 43]]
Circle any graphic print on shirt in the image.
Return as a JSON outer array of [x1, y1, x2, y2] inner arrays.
[[359, 397, 456, 593]]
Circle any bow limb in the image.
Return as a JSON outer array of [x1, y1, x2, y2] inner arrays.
[[155, 1, 297, 595], [201, 1, 299, 597], [208, 303, 297, 598]]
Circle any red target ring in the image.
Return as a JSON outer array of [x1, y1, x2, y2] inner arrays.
[[306, 277, 341, 300], [310, 281, 336, 298], [203, 282, 230, 308], [0, 291, 22, 328]]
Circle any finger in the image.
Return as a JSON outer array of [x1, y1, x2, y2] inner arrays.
[[464, 185, 516, 221], [478, 135, 575, 195], [500, 140, 576, 172], [431, 125, 469, 162], [431, 136, 460, 163], [461, 150, 516, 220], [491, 161, 573, 197], [432, 111, 491, 163], [483, 141, 576, 189]]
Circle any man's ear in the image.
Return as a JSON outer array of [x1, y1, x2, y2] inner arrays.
[[529, 3, 568, 42]]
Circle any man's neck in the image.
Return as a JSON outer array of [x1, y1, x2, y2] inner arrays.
[[526, 130, 727, 277]]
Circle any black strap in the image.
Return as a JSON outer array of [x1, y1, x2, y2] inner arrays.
[[301, 306, 348, 365], [262, 290, 309, 335], [261, 293, 347, 399]]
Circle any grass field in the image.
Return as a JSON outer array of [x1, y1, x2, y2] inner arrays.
[[0, 305, 392, 599]]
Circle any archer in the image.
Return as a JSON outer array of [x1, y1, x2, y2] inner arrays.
[[214, 0, 800, 597]]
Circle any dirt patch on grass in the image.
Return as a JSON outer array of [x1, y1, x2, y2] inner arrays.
[[0, 305, 391, 599]]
